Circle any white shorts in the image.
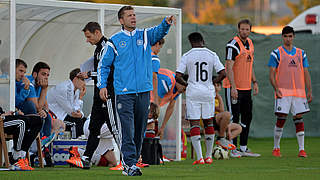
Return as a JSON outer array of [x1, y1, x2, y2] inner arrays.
[[274, 96, 310, 116], [78, 138, 114, 166], [186, 99, 214, 119], [91, 138, 114, 165], [83, 119, 114, 165]]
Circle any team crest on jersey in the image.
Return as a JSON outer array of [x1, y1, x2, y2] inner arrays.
[[277, 106, 282, 111], [118, 103, 122, 110], [119, 41, 126, 48], [137, 39, 143, 46]]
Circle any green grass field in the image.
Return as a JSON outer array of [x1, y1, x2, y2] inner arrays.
[[1, 137, 320, 180]]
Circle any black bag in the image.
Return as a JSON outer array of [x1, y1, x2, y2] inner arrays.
[[141, 137, 163, 165]]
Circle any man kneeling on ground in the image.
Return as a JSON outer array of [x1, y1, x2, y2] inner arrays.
[[66, 115, 117, 168]]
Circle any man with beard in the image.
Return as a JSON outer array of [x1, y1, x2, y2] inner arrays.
[[222, 19, 260, 157]]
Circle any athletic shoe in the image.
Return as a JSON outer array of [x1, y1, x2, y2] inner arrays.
[[110, 162, 123, 170], [230, 149, 241, 158], [192, 158, 205, 165], [298, 150, 307, 157], [24, 158, 34, 170], [163, 155, 173, 162], [272, 148, 281, 157], [204, 157, 213, 164], [239, 148, 261, 157], [10, 158, 33, 171], [66, 157, 90, 169], [128, 165, 142, 176], [216, 138, 236, 150], [69, 146, 80, 158], [41, 132, 56, 148], [66, 146, 80, 168], [136, 161, 149, 168], [122, 165, 129, 176]]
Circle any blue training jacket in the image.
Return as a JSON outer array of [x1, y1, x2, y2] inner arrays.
[[15, 80, 30, 107], [97, 18, 171, 95]]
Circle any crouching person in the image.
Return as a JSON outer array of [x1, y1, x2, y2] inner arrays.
[[0, 106, 42, 171], [213, 81, 243, 157], [66, 115, 117, 168]]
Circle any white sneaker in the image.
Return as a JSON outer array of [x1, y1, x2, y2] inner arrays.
[[239, 148, 261, 157], [230, 149, 241, 158]]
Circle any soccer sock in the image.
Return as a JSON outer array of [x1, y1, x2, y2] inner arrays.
[[190, 125, 203, 160], [274, 117, 286, 149], [78, 148, 85, 156], [204, 125, 215, 158], [204, 134, 215, 158], [191, 135, 203, 160], [12, 149, 26, 160], [21, 150, 26, 159], [81, 155, 89, 161], [294, 118, 304, 151], [296, 131, 305, 151], [240, 145, 247, 152], [274, 126, 283, 149]]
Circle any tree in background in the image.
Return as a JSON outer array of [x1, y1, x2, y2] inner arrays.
[[278, 0, 320, 25], [66, 0, 168, 7], [184, 0, 237, 25]]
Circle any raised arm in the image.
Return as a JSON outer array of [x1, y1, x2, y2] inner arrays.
[[16, 77, 30, 106], [38, 78, 49, 110], [56, 86, 78, 116], [147, 17, 172, 46]]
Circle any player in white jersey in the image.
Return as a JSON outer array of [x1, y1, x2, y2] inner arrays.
[[176, 32, 234, 165]]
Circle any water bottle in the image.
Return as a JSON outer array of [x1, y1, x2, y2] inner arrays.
[[57, 127, 64, 139]]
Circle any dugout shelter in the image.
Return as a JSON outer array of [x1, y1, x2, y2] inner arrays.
[[0, 0, 182, 160]]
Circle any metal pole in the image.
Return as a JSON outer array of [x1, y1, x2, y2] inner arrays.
[[175, 9, 182, 161], [10, 0, 16, 111], [99, 8, 105, 35]]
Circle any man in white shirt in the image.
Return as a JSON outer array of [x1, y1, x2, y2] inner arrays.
[[48, 68, 86, 138], [176, 32, 233, 165]]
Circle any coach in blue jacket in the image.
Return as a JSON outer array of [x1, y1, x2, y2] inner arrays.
[[97, 6, 174, 176]]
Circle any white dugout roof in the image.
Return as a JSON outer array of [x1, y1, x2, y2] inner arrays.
[[0, 0, 182, 160]]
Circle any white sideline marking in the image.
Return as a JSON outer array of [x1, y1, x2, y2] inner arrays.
[[296, 167, 320, 170]]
